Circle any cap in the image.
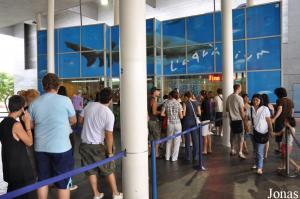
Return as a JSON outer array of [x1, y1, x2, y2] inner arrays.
[[150, 87, 161, 94]]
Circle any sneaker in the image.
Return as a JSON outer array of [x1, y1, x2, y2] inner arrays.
[[93, 193, 104, 199], [238, 152, 246, 159], [257, 169, 263, 175], [69, 185, 78, 191], [251, 165, 257, 169], [113, 193, 123, 199], [230, 149, 236, 156]]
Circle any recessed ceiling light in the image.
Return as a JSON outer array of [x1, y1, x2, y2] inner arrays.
[[100, 0, 108, 6]]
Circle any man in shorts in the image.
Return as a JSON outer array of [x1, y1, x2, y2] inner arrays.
[[79, 88, 122, 199], [29, 73, 76, 199], [226, 84, 249, 159]]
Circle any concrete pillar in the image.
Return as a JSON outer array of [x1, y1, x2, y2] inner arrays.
[[247, 0, 255, 6], [36, 13, 42, 31], [120, 0, 149, 198], [221, 0, 234, 147], [47, 0, 55, 73], [114, 0, 120, 25]]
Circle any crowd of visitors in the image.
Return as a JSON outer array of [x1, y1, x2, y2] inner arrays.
[[147, 84, 297, 176], [0, 71, 297, 198]]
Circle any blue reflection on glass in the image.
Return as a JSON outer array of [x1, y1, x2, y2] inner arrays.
[[38, 79, 44, 95], [156, 20, 161, 46], [81, 51, 104, 77], [147, 48, 154, 76], [232, 9, 245, 40], [215, 8, 245, 41], [59, 27, 80, 53], [37, 30, 59, 55], [163, 47, 186, 75], [216, 41, 245, 72], [106, 25, 110, 50], [293, 84, 300, 117], [247, 3, 280, 38], [247, 37, 281, 70], [247, 71, 280, 103], [187, 14, 213, 45], [156, 48, 162, 76], [81, 24, 104, 51], [187, 44, 214, 73], [163, 19, 186, 47], [37, 54, 59, 79], [111, 26, 119, 51], [106, 52, 110, 77], [147, 19, 154, 47], [112, 52, 120, 77], [59, 53, 80, 78]]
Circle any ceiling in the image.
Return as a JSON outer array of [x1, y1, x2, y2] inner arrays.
[[0, 0, 279, 28], [0, 0, 95, 28]]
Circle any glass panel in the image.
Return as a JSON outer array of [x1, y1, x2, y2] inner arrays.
[[163, 47, 186, 75], [59, 53, 81, 78], [81, 51, 104, 77], [111, 26, 119, 51], [81, 24, 104, 51], [147, 47, 154, 76], [156, 48, 162, 76], [247, 37, 281, 70], [216, 41, 246, 72], [146, 19, 154, 47], [59, 27, 81, 53], [215, 8, 245, 41], [163, 74, 246, 97], [106, 52, 110, 77], [105, 25, 110, 51], [112, 52, 120, 77], [163, 18, 186, 48], [187, 13, 213, 45], [187, 44, 214, 73], [156, 19, 162, 47], [233, 8, 245, 40], [247, 3, 280, 38], [37, 54, 59, 79], [38, 79, 44, 95], [293, 84, 300, 118], [247, 71, 281, 103], [37, 30, 59, 55]]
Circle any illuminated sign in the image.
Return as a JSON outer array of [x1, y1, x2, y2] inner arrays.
[[208, 74, 222, 81]]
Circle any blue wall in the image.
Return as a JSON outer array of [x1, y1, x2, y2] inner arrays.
[[37, 2, 281, 101]]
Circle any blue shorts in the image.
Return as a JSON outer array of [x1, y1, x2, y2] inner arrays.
[[35, 149, 74, 189]]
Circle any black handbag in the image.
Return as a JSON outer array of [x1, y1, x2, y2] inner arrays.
[[230, 120, 243, 134], [253, 129, 269, 144], [251, 107, 269, 144]]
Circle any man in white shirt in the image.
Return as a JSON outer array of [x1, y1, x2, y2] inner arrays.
[[79, 88, 122, 199], [226, 84, 249, 159], [214, 88, 223, 136]]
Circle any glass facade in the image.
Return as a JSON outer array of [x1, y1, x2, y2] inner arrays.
[[37, 2, 281, 102]]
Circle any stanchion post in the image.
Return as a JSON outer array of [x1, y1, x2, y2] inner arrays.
[[286, 128, 290, 176], [151, 141, 158, 199], [196, 124, 206, 171]]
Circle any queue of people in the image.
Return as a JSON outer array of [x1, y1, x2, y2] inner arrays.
[[148, 84, 298, 176], [0, 73, 297, 199], [0, 73, 122, 199]]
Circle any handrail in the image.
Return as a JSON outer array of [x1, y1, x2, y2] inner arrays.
[[0, 151, 126, 199]]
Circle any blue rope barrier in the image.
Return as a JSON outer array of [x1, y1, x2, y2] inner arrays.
[[0, 151, 126, 199]]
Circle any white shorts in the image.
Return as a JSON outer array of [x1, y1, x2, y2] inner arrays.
[[201, 120, 212, 136]]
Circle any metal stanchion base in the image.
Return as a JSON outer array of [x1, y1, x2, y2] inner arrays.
[[277, 170, 299, 178]]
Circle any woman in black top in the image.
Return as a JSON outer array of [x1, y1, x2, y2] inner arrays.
[[0, 95, 34, 198], [200, 90, 212, 154]]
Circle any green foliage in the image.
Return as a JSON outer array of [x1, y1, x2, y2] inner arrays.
[[0, 73, 14, 102]]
